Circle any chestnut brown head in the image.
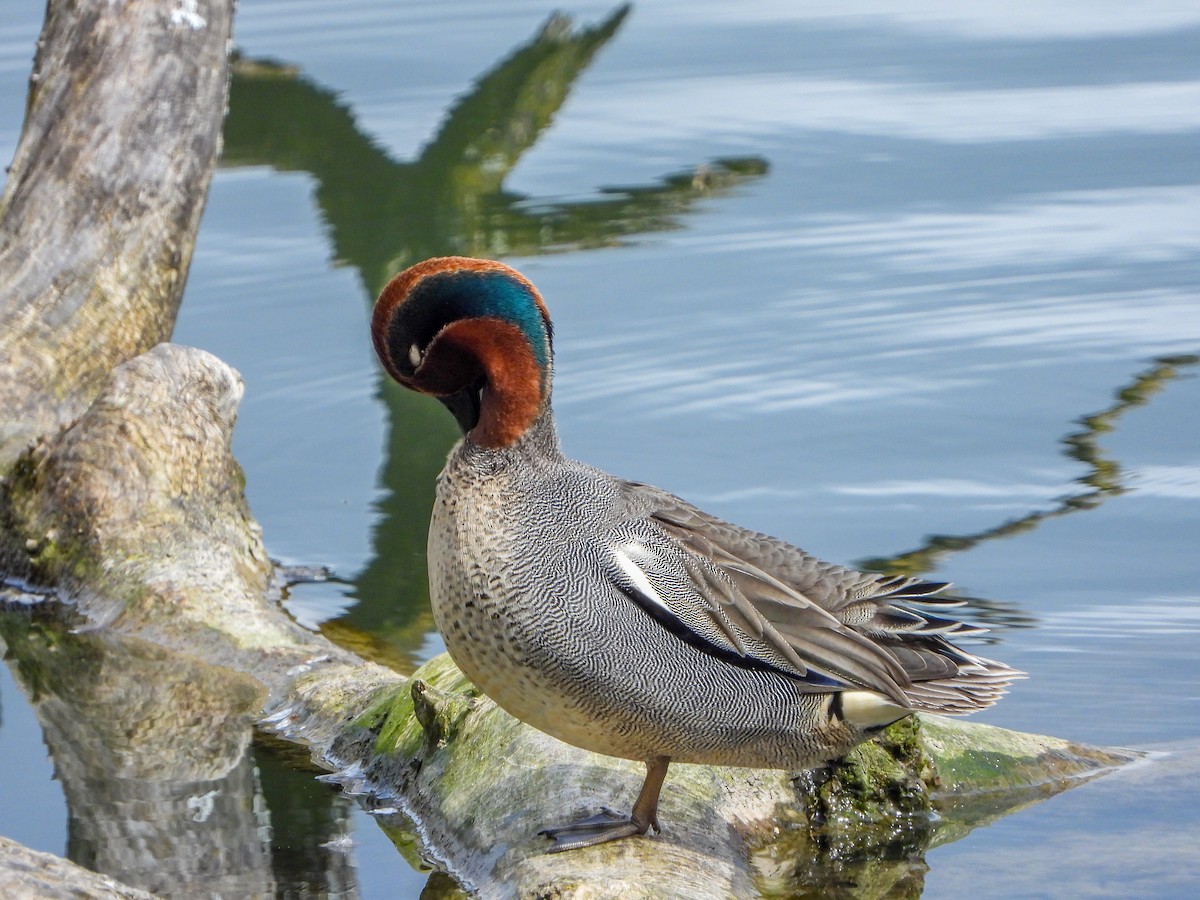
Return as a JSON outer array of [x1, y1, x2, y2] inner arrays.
[[371, 257, 555, 448]]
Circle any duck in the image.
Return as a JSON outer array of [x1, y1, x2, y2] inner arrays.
[[371, 256, 1022, 852]]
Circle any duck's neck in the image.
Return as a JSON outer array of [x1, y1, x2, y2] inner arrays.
[[462, 404, 562, 466], [435, 315, 549, 450]]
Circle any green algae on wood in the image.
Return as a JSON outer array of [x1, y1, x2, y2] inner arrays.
[[921, 713, 1136, 794], [328, 652, 1134, 899]]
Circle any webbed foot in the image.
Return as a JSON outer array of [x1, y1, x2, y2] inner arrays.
[[538, 756, 671, 853], [539, 807, 656, 852]]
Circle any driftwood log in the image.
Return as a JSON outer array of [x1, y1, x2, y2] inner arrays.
[[0, 836, 153, 900], [0, 1, 1136, 898], [0, 0, 233, 470]]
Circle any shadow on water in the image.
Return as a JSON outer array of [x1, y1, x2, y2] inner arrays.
[[222, 5, 769, 671]]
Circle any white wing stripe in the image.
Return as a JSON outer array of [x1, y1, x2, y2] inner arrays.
[[612, 543, 673, 616]]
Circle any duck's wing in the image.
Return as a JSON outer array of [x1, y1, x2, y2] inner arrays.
[[608, 480, 1022, 713]]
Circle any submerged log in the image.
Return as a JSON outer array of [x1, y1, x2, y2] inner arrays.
[[0, 345, 1135, 898], [0, 0, 234, 470]]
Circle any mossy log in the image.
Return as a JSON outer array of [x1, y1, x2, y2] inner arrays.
[[0, 0, 233, 470], [347, 656, 1133, 898], [0, 346, 1135, 898]]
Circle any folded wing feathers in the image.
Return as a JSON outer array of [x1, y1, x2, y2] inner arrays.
[[642, 502, 1023, 715], [904, 655, 1025, 715], [692, 557, 913, 702], [620, 525, 912, 704], [679, 554, 751, 655], [682, 546, 768, 641]]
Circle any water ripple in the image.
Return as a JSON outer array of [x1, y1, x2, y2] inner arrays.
[[1039, 598, 1200, 638], [687, 186, 1200, 268], [831, 478, 1066, 500], [1130, 465, 1200, 500], [579, 76, 1200, 144], [668, 0, 1200, 39]]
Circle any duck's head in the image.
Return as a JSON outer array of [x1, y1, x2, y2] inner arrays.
[[371, 257, 554, 449]]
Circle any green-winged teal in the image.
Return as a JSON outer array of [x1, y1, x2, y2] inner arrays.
[[371, 256, 1022, 851]]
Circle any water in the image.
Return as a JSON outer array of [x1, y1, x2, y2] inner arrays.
[[2, 0, 1198, 896]]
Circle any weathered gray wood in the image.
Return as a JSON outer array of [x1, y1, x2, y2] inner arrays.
[[0, 0, 233, 470], [0, 836, 153, 900], [1, 344, 398, 691]]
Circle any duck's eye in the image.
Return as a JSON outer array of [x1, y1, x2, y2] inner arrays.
[[408, 343, 422, 368]]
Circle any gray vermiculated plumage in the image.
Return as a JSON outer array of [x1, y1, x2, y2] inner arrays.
[[429, 413, 850, 768], [373, 256, 1023, 847], [428, 408, 1020, 769]]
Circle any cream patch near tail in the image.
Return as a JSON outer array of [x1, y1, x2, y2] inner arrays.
[[840, 690, 911, 730]]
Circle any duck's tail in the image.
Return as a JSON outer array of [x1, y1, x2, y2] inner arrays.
[[854, 579, 1026, 715], [897, 639, 1026, 715]]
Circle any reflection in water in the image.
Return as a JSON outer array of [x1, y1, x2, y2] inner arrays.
[[0, 609, 362, 897], [742, 715, 1123, 898], [221, 7, 769, 670], [253, 737, 361, 897], [859, 354, 1200, 631], [222, 5, 767, 287], [226, 6, 630, 290]]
